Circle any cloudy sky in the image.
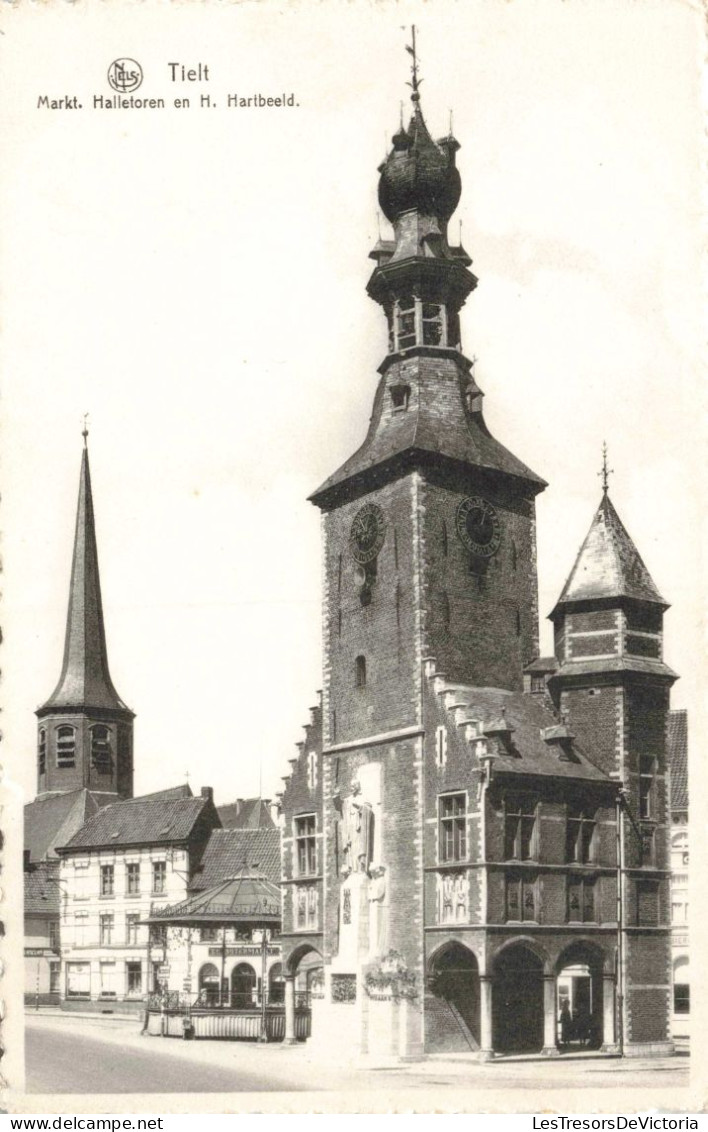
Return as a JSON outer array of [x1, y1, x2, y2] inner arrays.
[[2, 0, 704, 806]]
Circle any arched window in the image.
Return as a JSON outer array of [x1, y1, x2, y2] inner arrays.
[[511, 540, 517, 571], [268, 963, 285, 1005], [516, 610, 521, 636], [56, 726, 76, 768], [441, 591, 451, 632], [441, 521, 448, 557], [38, 728, 47, 775], [198, 962, 221, 1007], [91, 725, 112, 769], [355, 655, 366, 688]]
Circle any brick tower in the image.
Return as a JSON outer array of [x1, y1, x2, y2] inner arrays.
[[549, 483, 676, 1055], [35, 434, 134, 801]]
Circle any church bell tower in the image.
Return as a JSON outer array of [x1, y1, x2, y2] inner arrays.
[[35, 433, 134, 801], [310, 40, 546, 751]]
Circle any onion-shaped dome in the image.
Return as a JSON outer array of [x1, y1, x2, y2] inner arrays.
[[378, 107, 461, 223]]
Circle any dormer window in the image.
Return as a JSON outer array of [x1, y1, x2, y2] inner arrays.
[[390, 383, 411, 411], [91, 725, 112, 769], [38, 729, 47, 775], [56, 726, 76, 768]]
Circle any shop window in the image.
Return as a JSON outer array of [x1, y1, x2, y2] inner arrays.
[[567, 876, 596, 922], [439, 793, 467, 863], [126, 961, 142, 996], [268, 963, 285, 1004], [99, 960, 117, 998], [38, 729, 47, 775], [504, 796, 537, 860], [100, 864, 115, 897], [565, 805, 596, 863], [295, 814, 317, 876], [66, 961, 90, 999], [90, 725, 112, 769], [506, 873, 537, 921], [152, 861, 166, 895], [56, 726, 76, 768], [126, 862, 140, 895]]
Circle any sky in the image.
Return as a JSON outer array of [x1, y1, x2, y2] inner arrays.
[[2, 0, 704, 808]]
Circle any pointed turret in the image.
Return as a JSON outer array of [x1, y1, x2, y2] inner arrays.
[[36, 438, 134, 800]]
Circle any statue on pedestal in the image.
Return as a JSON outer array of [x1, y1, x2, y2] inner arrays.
[[339, 778, 374, 876]]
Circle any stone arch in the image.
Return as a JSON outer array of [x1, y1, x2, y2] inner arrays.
[[230, 962, 257, 1009], [492, 935, 551, 976], [285, 942, 323, 978], [197, 961, 220, 1006], [426, 940, 480, 1053], [555, 940, 609, 1051], [492, 941, 545, 1053]]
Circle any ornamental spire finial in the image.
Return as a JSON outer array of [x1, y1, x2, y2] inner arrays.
[[599, 441, 614, 495], [82, 412, 89, 447], [405, 25, 422, 103]]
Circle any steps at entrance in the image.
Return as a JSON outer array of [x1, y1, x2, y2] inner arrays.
[[425, 993, 479, 1054]]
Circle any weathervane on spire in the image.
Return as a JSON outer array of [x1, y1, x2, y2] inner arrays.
[[599, 441, 614, 495], [406, 25, 422, 102], [81, 413, 89, 447]]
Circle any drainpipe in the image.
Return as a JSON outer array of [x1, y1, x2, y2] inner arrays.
[[615, 789, 625, 1056]]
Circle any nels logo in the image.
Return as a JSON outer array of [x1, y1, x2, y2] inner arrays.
[[107, 58, 143, 94]]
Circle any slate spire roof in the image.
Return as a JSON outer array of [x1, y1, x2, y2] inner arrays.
[[39, 443, 132, 714], [553, 492, 667, 613]]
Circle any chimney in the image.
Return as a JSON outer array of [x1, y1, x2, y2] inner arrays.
[[200, 786, 213, 802]]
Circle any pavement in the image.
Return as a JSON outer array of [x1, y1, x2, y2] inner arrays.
[[20, 1010, 693, 1111]]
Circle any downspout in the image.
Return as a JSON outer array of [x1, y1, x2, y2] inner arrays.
[[615, 789, 625, 1055]]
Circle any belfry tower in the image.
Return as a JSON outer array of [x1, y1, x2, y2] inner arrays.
[[35, 435, 134, 801]]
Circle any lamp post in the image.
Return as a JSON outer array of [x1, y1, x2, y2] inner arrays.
[[259, 927, 269, 1042]]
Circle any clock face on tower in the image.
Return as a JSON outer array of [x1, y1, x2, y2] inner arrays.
[[456, 497, 502, 557], [349, 503, 386, 564]]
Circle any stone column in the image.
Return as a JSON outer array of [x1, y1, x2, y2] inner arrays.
[[283, 975, 297, 1045], [541, 975, 560, 1056], [479, 976, 494, 1061], [601, 974, 618, 1053]]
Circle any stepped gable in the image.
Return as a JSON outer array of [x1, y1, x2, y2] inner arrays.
[[190, 827, 281, 891], [277, 695, 323, 813], [554, 492, 666, 611], [24, 789, 101, 863], [668, 708, 688, 813], [57, 788, 219, 852], [218, 797, 275, 830], [428, 671, 610, 782]]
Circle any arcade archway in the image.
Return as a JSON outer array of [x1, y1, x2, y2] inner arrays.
[[556, 942, 606, 1051], [427, 942, 480, 1052], [493, 943, 545, 1053]]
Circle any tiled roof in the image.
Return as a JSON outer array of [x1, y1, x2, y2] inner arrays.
[[24, 789, 101, 862], [553, 493, 666, 611], [151, 872, 281, 925], [668, 709, 688, 813], [134, 784, 193, 802], [58, 791, 214, 852], [553, 656, 677, 681], [191, 828, 281, 891], [218, 798, 275, 830], [24, 859, 61, 916], [439, 683, 611, 783]]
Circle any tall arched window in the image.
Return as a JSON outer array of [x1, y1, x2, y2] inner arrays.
[[56, 726, 76, 768], [38, 728, 47, 775], [355, 655, 367, 688], [441, 521, 448, 558]]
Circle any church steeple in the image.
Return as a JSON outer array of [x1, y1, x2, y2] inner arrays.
[[35, 439, 134, 800]]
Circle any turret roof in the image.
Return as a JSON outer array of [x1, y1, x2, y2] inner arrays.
[[553, 492, 667, 613]]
